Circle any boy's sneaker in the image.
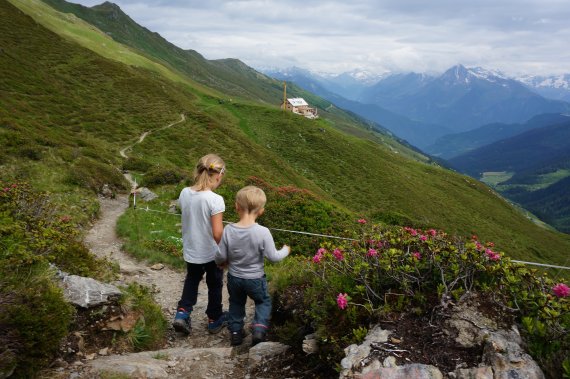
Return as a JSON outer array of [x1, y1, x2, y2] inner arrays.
[[251, 329, 266, 346], [172, 308, 191, 335], [207, 312, 228, 334], [230, 329, 246, 346]]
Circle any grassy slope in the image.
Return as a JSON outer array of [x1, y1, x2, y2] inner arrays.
[[38, 0, 427, 162], [3, 0, 570, 267]]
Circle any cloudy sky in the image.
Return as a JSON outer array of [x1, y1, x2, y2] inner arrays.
[[69, 0, 570, 76]]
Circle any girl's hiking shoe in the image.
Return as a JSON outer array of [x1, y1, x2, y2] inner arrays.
[[172, 308, 191, 335], [230, 329, 246, 346], [207, 312, 228, 334]]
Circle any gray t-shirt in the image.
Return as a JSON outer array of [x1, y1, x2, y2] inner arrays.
[[179, 187, 225, 264], [216, 223, 288, 279]]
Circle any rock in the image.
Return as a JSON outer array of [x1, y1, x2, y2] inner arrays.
[[248, 342, 289, 369], [302, 333, 319, 354], [60, 274, 122, 308], [454, 366, 493, 379], [100, 184, 114, 198], [482, 332, 545, 379], [340, 325, 391, 377], [137, 187, 158, 202], [383, 356, 397, 368], [86, 347, 232, 379], [104, 312, 139, 332], [358, 364, 443, 379], [446, 300, 498, 348], [98, 347, 109, 356], [150, 263, 165, 271]]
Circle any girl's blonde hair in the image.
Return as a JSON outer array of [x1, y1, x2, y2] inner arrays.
[[192, 154, 225, 191], [235, 186, 266, 214]]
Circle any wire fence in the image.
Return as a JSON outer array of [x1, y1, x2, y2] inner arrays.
[[133, 204, 570, 272]]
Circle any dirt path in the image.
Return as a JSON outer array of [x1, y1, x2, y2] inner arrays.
[[56, 112, 264, 377], [119, 114, 186, 158]]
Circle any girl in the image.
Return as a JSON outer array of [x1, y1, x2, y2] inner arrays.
[[173, 154, 227, 335]]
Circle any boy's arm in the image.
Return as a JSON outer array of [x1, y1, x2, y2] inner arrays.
[[262, 229, 290, 262]]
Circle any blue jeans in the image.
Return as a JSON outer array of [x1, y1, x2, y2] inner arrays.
[[177, 261, 223, 320], [227, 273, 271, 333]]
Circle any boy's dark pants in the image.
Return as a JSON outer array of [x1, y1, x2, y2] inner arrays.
[[227, 273, 271, 333], [177, 261, 223, 320]]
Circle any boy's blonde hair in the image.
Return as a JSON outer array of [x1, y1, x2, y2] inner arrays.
[[236, 186, 266, 214], [193, 154, 225, 191]]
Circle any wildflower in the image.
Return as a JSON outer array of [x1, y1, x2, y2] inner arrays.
[[485, 248, 500, 261], [367, 248, 378, 257], [317, 248, 326, 255], [419, 235, 428, 242], [552, 283, 570, 298], [475, 242, 483, 251], [471, 235, 478, 240], [410, 229, 418, 236], [11, 184, 16, 188], [312, 252, 323, 263], [486, 242, 495, 247], [60, 215, 72, 223], [333, 248, 344, 261], [337, 293, 348, 310], [428, 229, 437, 237], [412, 251, 421, 260], [357, 218, 367, 224]]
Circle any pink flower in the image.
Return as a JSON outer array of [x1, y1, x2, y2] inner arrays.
[[377, 240, 384, 248], [333, 248, 344, 261], [552, 283, 570, 298], [357, 218, 367, 224], [337, 293, 348, 310], [412, 251, 421, 260], [317, 248, 326, 255], [367, 248, 378, 257], [419, 235, 428, 242], [11, 184, 16, 188], [410, 229, 418, 236], [60, 215, 72, 223], [485, 248, 500, 261], [471, 235, 478, 241], [428, 229, 437, 237], [475, 242, 483, 251], [486, 242, 495, 247]]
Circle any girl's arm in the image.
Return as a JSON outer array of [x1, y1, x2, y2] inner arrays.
[[211, 212, 224, 244]]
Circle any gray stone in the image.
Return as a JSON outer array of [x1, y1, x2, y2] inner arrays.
[[340, 325, 391, 377], [87, 347, 232, 379], [383, 356, 397, 368], [61, 274, 122, 308], [137, 187, 158, 202], [483, 333, 545, 379], [357, 364, 443, 379], [248, 342, 289, 369], [454, 366, 494, 379], [302, 333, 319, 354]]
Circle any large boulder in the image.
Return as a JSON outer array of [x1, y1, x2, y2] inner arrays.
[[60, 274, 122, 308]]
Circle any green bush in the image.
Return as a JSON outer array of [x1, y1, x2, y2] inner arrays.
[[68, 157, 128, 194], [270, 223, 570, 374], [141, 165, 187, 187], [0, 182, 115, 376], [120, 283, 168, 351], [122, 157, 152, 172], [0, 266, 74, 378]]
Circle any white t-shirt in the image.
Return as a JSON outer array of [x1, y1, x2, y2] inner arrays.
[[179, 187, 225, 264]]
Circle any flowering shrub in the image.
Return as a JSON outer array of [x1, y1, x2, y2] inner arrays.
[[271, 222, 569, 375]]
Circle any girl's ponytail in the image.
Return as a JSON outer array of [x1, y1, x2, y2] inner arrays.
[[193, 154, 225, 190]]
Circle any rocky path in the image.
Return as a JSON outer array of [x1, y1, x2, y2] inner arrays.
[[64, 193, 260, 378]]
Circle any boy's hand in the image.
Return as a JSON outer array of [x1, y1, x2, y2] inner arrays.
[[217, 262, 228, 270], [283, 245, 291, 255]]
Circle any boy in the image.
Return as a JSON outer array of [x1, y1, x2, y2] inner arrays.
[[215, 186, 290, 346]]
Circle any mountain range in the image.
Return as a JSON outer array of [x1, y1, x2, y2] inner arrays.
[[3, 0, 570, 268], [265, 65, 570, 149]]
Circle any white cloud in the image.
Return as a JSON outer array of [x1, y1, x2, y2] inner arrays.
[[68, 0, 570, 75]]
